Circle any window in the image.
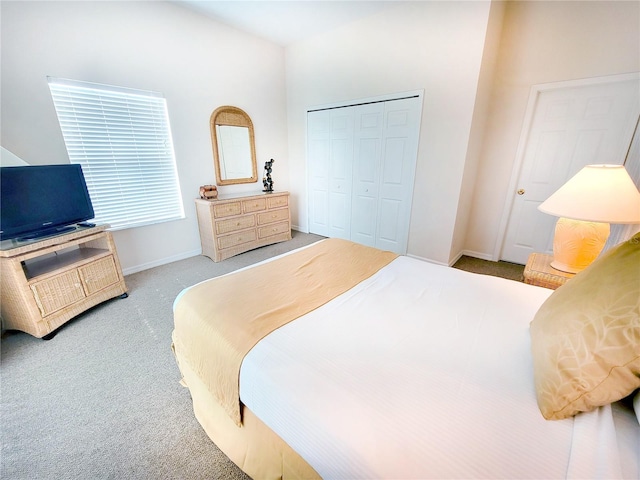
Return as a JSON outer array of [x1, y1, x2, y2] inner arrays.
[[48, 77, 184, 230]]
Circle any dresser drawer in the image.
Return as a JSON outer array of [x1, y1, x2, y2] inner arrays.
[[267, 195, 289, 209], [213, 201, 242, 218], [258, 221, 290, 240], [217, 230, 258, 250], [257, 208, 289, 225], [215, 215, 255, 235], [243, 198, 267, 213]]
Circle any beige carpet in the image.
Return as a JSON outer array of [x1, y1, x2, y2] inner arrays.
[[1, 231, 324, 480], [452, 255, 525, 282]]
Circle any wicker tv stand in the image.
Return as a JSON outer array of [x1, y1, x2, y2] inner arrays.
[[0, 225, 127, 339]]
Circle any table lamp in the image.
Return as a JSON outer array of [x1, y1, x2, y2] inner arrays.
[[538, 164, 640, 273]]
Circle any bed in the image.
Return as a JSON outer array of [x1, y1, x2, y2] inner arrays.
[[172, 236, 640, 479]]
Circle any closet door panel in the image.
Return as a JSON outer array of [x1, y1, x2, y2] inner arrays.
[[307, 110, 331, 236], [376, 98, 421, 253], [351, 196, 378, 246], [351, 103, 384, 247], [328, 111, 354, 239], [310, 188, 328, 234], [378, 198, 402, 243], [382, 138, 406, 184]]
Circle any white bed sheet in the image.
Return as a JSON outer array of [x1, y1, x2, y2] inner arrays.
[[240, 256, 639, 479]]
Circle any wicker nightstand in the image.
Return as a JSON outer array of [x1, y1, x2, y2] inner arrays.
[[523, 253, 575, 289]]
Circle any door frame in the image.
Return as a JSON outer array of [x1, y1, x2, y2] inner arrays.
[[493, 72, 640, 261]]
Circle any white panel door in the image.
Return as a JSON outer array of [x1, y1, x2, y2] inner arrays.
[[328, 108, 354, 239], [308, 108, 355, 239], [351, 103, 384, 247], [308, 94, 422, 255], [376, 97, 422, 253], [307, 110, 331, 236], [501, 78, 640, 264]]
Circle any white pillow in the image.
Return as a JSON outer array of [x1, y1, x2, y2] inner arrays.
[[634, 390, 640, 425]]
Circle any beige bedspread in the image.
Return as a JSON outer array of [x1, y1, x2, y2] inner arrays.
[[172, 238, 398, 425]]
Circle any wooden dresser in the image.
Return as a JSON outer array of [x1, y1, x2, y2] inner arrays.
[[195, 191, 292, 262]]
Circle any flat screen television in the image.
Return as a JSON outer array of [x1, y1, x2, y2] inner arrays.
[[0, 164, 95, 241]]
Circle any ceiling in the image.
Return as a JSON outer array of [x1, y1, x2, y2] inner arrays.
[[173, 1, 400, 47]]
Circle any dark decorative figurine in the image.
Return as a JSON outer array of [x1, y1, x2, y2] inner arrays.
[[263, 158, 274, 193]]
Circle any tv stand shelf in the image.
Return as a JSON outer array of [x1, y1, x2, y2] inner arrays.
[[0, 225, 127, 338], [23, 247, 110, 279]]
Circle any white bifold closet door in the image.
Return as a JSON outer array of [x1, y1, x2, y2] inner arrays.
[[307, 96, 421, 254]]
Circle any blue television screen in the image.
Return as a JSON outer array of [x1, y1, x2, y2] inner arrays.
[[0, 164, 95, 240]]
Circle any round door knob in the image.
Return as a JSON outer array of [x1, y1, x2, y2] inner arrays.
[[517, 189, 525, 195]]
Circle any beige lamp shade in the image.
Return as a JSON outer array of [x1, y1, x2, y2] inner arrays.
[[538, 164, 640, 273], [538, 164, 640, 223]]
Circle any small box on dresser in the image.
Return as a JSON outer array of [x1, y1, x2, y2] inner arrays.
[[195, 191, 292, 262]]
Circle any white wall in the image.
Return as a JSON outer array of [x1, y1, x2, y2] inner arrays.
[[1, 147, 28, 166], [6, 1, 635, 271], [285, 1, 495, 265], [1, 1, 288, 273], [449, 0, 505, 264], [465, 0, 640, 261]]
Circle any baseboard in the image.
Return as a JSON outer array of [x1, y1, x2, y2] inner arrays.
[[405, 253, 449, 267], [458, 249, 495, 262], [122, 248, 202, 276], [123, 227, 308, 276], [406, 251, 495, 267], [448, 251, 464, 267]]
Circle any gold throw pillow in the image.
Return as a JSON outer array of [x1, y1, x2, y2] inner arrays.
[[530, 233, 640, 420]]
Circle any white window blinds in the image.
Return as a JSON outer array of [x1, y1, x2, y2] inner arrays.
[[48, 77, 184, 231]]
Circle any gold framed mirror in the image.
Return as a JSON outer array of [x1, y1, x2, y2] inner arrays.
[[210, 106, 258, 185]]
